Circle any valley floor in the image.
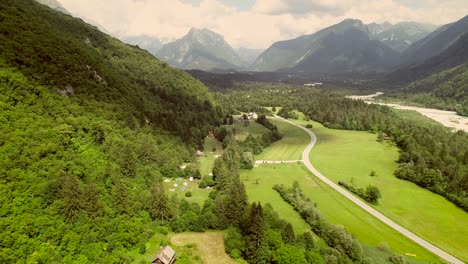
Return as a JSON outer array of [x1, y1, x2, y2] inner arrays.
[[245, 114, 467, 263]]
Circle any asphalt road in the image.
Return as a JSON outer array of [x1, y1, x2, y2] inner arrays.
[[276, 115, 464, 264]]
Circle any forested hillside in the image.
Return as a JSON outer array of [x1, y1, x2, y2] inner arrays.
[[404, 62, 468, 115], [0, 0, 221, 147], [387, 31, 468, 85], [0, 65, 195, 262], [0, 0, 223, 262]]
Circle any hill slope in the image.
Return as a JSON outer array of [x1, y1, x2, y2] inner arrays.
[[35, 0, 70, 14], [0, 0, 220, 146], [252, 19, 400, 73], [156, 28, 243, 71], [387, 31, 468, 85], [404, 62, 468, 115], [0, 0, 222, 262], [401, 15, 468, 65]]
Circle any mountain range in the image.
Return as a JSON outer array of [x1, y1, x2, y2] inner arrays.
[[386, 15, 468, 84], [371, 22, 438, 52], [156, 28, 243, 71], [251, 19, 401, 74]]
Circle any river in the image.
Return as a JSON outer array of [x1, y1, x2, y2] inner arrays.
[[347, 93, 468, 132]]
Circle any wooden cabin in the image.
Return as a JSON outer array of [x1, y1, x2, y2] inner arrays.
[[152, 245, 175, 264]]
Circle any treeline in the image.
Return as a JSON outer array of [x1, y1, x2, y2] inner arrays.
[[273, 183, 373, 263], [219, 82, 468, 212], [212, 114, 282, 169], [338, 181, 382, 204]]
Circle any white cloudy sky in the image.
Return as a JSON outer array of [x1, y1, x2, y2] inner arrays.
[[59, 0, 468, 49]]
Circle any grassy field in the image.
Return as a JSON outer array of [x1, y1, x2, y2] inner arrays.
[[240, 164, 439, 263], [130, 232, 203, 264], [303, 118, 468, 262], [199, 136, 223, 176], [242, 164, 312, 235], [255, 118, 309, 161], [162, 136, 221, 205], [228, 118, 270, 141], [171, 232, 244, 264]]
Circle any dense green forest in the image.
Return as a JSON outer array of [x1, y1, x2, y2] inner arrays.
[[402, 62, 468, 116], [218, 82, 468, 211], [0, 64, 194, 262], [0, 0, 222, 147], [0, 0, 222, 262]]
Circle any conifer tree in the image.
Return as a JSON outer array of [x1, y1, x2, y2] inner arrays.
[[281, 223, 295, 244], [150, 182, 172, 221], [113, 178, 128, 214], [62, 175, 83, 220]]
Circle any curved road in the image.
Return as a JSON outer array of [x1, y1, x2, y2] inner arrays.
[[275, 115, 464, 264]]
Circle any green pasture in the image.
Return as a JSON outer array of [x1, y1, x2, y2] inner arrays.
[[302, 118, 468, 262], [255, 118, 309, 161], [241, 163, 439, 262]]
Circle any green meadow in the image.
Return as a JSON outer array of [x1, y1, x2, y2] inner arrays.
[[302, 117, 468, 263], [230, 118, 270, 141], [240, 163, 439, 262], [255, 118, 309, 161]]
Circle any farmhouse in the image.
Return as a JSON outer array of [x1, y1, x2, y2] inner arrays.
[[152, 245, 176, 264]]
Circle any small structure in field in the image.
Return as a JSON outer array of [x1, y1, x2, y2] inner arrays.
[[196, 150, 205, 157], [248, 112, 258, 120], [179, 165, 187, 170], [304, 82, 323, 87], [152, 245, 176, 264]]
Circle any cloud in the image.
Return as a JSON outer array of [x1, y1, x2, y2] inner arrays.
[[58, 0, 468, 49], [253, 0, 349, 16]]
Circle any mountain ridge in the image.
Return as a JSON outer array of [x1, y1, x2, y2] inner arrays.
[[373, 22, 438, 52], [401, 15, 468, 65], [156, 28, 243, 71], [251, 18, 400, 73]]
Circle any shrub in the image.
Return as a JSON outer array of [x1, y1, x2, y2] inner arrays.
[[388, 254, 406, 264], [185, 191, 192, 197], [306, 124, 313, 128], [198, 181, 207, 188]]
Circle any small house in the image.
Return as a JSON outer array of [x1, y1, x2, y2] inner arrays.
[[196, 150, 205, 156], [152, 245, 176, 264]]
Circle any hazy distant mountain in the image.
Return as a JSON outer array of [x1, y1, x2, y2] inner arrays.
[[367, 22, 393, 35], [121, 35, 163, 56], [252, 19, 400, 73], [35, 0, 70, 14], [373, 22, 438, 52], [401, 15, 468, 65], [236, 47, 263, 67], [387, 31, 468, 84], [156, 28, 243, 71]]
